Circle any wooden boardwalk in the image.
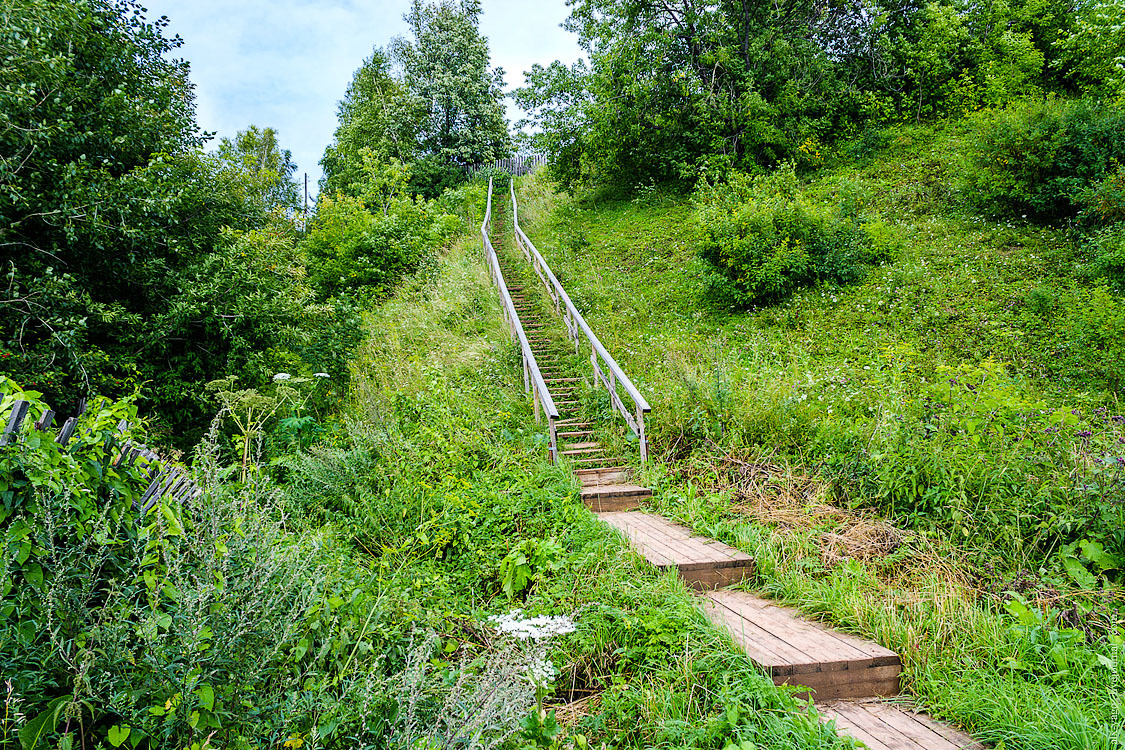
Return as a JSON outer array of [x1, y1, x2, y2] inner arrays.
[[821, 700, 986, 750], [598, 512, 753, 590], [703, 590, 900, 700]]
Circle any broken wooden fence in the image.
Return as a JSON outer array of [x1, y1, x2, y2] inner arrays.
[[1, 397, 201, 514]]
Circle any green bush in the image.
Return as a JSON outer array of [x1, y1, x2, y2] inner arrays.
[[694, 166, 891, 305], [0, 379, 418, 748], [963, 98, 1125, 219], [302, 193, 458, 300]]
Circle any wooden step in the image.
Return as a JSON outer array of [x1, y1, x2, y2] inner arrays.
[[598, 512, 753, 590], [574, 465, 626, 475], [545, 378, 580, 383], [820, 700, 985, 750], [579, 470, 629, 486], [569, 455, 622, 464], [562, 441, 600, 450], [556, 420, 590, 427], [558, 430, 593, 438], [581, 484, 651, 512], [702, 590, 901, 701]]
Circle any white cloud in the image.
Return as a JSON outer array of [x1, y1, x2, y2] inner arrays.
[[145, 0, 582, 196]]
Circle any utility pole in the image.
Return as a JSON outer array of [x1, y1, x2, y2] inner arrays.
[[303, 172, 309, 218]]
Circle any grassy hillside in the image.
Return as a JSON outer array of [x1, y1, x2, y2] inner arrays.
[[514, 121, 1125, 749]]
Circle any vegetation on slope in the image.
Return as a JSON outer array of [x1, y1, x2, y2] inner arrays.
[[513, 115, 1125, 748]]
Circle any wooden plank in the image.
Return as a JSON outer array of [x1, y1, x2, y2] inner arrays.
[[864, 701, 984, 749], [56, 417, 78, 446], [708, 590, 899, 667], [708, 592, 885, 668], [1, 400, 30, 446], [703, 590, 901, 701], [598, 512, 753, 590], [820, 700, 982, 750]]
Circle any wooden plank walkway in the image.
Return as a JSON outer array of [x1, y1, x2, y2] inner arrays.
[[702, 590, 900, 700], [598, 512, 754, 590], [820, 700, 986, 750]]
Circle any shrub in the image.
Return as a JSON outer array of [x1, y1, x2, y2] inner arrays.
[[0, 380, 394, 748], [301, 193, 458, 300], [963, 98, 1125, 219], [694, 165, 891, 305]]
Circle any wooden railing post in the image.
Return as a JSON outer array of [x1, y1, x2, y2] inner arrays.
[[549, 417, 558, 462], [637, 406, 647, 462]]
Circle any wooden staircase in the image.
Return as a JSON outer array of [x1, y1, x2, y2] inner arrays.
[[506, 276, 653, 511], [486, 178, 986, 750]]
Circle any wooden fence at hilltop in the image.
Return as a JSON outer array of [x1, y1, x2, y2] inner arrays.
[[468, 154, 546, 177]]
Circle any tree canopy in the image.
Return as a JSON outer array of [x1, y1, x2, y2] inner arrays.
[[322, 0, 510, 198]]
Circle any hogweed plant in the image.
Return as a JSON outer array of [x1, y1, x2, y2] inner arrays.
[[205, 373, 328, 481], [486, 611, 601, 750]]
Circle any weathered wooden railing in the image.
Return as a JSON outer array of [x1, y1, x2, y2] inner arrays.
[[481, 178, 560, 461], [508, 181, 651, 461], [1, 397, 201, 512]]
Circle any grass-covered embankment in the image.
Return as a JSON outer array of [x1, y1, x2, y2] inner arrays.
[[513, 122, 1125, 749]]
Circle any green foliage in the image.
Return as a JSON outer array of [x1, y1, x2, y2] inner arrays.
[[517, 0, 1111, 194], [320, 48, 415, 197], [1086, 225, 1125, 290], [1051, 0, 1125, 98], [392, 0, 509, 168], [0, 379, 473, 749], [322, 1, 509, 199], [1064, 283, 1125, 390], [695, 166, 891, 305], [215, 125, 301, 214], [0, 0, 351, 448], [499, 538, 564, 599], [962, 98, 1125, 219], [301, 187, 458, 301]]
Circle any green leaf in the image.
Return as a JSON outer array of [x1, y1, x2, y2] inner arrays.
[[107, 725, 130, 748], [1063, 555, 1098, 590], [195, 684, 214, 712], [19, 695, 68, 749]]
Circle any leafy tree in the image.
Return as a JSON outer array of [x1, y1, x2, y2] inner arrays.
[[216, 125, 301, 214], [0, 0, 357, 446], [391, 0, 510, 169], [521, 0, 859, 191], [320, 48, 414, 196]]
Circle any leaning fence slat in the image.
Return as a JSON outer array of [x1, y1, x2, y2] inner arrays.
[[56, 417, 78, 446], [1, 400, 31, 446]]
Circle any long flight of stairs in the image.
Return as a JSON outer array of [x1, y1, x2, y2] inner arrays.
[[490, 189, 985, 750], [502, 271, 652, 513]]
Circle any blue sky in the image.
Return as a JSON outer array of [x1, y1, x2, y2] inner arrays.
[[143, 0, 584, 195]]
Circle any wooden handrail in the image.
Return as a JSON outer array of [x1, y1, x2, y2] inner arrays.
[[508, 180, 651, 461], [481, 178, 560, 461]]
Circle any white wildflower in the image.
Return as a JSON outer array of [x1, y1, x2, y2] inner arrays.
[[272, 372, 292, 382], [489, 610, 576, 641], [313, 372, 330, 378], [526, 656, 557, 686]]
